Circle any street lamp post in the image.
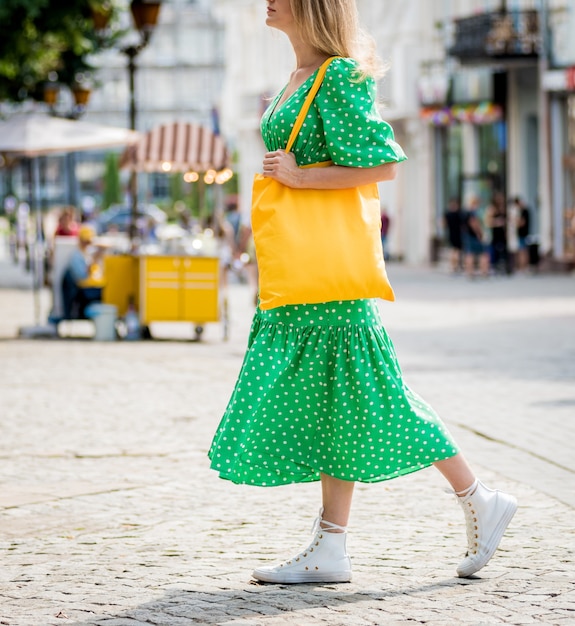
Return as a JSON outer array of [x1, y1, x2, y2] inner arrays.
[[122, 0, 162, 243], [44, 81, 94, 207]]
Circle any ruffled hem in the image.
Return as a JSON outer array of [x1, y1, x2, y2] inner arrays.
[[211, 444, 459, 487], [208, 301, 459, 487]]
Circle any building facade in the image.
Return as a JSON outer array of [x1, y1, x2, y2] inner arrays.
[[81, 0, 227, 209], [3, 0, 573, 265], [214, 0, 575, 267], [542, 0, 575, 262], [86, 0, 225, 132], [424, 0, 575, 268]]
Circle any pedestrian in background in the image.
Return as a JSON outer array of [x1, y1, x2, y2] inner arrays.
[[510, 196, 531, 272], [15, 201, 30, 270], [209, 0, 516, 585], [462, 196, 490, 279], [61, 225, 104, 319], [506, 197, 520, 273], [443, 197, 463, 273], [54, 207, 80, 237], [380, 206, 391, 260], [485, 191, 510, 275]]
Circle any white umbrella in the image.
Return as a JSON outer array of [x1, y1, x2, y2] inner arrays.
[[0, 113, 139, 334], [0, 113, 139, 156]]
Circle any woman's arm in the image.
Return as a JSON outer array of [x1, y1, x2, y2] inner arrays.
[[262, 150, 398, 189]]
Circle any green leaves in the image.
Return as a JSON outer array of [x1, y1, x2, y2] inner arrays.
[[0, 0, 122, 103]]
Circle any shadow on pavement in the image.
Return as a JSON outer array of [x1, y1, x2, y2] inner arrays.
[[67, 577, 481, 625]]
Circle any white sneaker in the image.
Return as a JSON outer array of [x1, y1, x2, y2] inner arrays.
[[455, 479, 517, 577], [252, 509, 352, 584]]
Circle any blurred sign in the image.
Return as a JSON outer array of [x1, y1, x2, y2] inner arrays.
[[543, 68, 575, 92]]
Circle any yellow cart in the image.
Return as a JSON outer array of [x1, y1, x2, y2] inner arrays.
[[103, 254, 227, 340]]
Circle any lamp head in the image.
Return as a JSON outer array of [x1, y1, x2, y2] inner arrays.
[[130, 0, 162, 39]]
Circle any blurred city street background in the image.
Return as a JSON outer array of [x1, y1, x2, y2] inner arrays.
[[1, 236, 574, 625], [2, 0, 575, 624]]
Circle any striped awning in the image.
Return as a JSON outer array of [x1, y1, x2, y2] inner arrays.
[[119, 122, 230, 173]]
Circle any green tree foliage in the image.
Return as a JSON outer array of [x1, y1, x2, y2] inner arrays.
[[102, 151, 122, 209], [169, 172, 184, 205], [0, 0, 122, 103]]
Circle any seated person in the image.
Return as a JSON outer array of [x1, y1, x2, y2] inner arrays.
[[54, 207, 80, 237], [61, 225, 106, 319]]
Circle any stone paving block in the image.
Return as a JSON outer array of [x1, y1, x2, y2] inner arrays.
[[1, 270, 575, 624]]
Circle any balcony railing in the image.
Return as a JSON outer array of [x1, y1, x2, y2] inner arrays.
[[449, 10, 540, 62]]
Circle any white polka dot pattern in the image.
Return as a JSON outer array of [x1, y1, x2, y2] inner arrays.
[[260, 57, 407, 167], [208, 300, 459, 487]]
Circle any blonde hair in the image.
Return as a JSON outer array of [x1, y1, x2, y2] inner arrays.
[[289, 0, 385, 80]]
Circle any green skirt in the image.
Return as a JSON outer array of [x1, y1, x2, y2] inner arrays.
[[208, 300, 458, 486]]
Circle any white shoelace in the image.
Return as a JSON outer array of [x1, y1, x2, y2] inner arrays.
[[272, 509, 348, 569], [443, 478, 479, 499], [455, 478, 479, 500], [311, 506, 347, 535], [454, 479, 480, 555]]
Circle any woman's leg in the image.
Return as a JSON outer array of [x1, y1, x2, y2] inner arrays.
[[433, 452, 476, 493], [251, 473, 354, 583], [480, 251, 491, 276], [321, 473, 355, 528]]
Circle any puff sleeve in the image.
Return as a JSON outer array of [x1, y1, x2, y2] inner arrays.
[[314, 57, 407, 168]]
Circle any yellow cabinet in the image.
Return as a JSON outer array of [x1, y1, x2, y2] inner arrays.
[[103, 255, 140, 317], [141, 256, 181, 322], [140, 256, 220, 325], [103, 254, 223, 338], [180, 257, 220, 322]]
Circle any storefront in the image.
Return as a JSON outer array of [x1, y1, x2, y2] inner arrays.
[[420, 66, 507, 244], [544, 71, 575, 263], [421, 8, 541, 252], [449, 70, 506, 209], [543, 2, 575, 265]]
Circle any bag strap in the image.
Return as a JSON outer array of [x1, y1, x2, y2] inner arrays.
[[285, 56, 339, 154]]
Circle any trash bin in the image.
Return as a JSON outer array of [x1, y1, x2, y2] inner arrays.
[[86, 303, 118, 341]]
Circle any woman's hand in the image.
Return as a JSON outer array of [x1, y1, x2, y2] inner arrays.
[[262, 150, 302, 187], [262, 150, 399, 189]]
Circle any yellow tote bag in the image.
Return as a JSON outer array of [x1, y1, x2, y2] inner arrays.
[[252, 57, 395, 311]]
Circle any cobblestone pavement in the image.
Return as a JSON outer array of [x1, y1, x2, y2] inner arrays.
[[1, 255, 574, 625]]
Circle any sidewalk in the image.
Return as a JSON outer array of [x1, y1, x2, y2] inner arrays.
[[0, 259, 574, 625]]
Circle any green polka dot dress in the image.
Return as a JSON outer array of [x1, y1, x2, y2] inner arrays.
[[208, 58, 459, 486]]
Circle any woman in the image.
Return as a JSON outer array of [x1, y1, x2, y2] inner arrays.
[[463, 195, 490, 278], [54, 207, 80, 237], [444, 197, 463, 273], [485, 191, 510, 275], [209, 0, 516, 584]]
